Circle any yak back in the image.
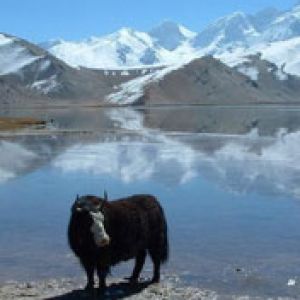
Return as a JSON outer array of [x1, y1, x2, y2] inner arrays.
[[102, 194, 165, 265]]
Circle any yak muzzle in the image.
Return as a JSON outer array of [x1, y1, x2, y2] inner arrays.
[[98, 236, 110, 247], [90, 213, 110, 248]]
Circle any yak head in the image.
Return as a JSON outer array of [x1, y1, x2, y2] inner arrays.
[[71, 193, 110, 247]]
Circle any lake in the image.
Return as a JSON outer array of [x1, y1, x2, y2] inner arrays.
[[1, 105, 300, 298]]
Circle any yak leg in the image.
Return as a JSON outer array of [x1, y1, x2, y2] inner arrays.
[[81, 260, 95, 291], [96, 264, 109, 291], [129, 250, 146, 283], [148, 248, 161, 283]]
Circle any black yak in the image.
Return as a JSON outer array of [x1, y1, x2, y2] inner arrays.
[[68, 193, 169, 292]]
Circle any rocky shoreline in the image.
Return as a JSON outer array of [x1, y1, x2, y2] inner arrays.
[[0, 276, 216, 300]]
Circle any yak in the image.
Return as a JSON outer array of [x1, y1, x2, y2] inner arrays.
[[68, 193, 169, 292]]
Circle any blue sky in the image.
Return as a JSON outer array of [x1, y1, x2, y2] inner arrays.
[[0, 0, 297, 42]]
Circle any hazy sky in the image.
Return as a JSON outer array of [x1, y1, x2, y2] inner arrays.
[[0, 0, 297, 42]]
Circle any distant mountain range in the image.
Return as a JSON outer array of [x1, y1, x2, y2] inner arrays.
[[40, 3, 300, 77], [0, 33, 146, 104], [1, 3, 300, 106], [106, 55, 300, 106]]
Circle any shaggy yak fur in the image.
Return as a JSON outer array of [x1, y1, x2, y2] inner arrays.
[[68, 194, 169, 291]]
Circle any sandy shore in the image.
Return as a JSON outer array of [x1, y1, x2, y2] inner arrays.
[[0, 276, 216, 300]]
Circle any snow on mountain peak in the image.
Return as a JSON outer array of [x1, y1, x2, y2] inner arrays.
[[273, 4, 300, 25], [212, 11, 248, 26], [250, 7, 281, 32], [41, 4, 300, 76], [0, 33, 14, 46], [178, 25, 197, 39], [45, 27, 162, 68], [193, 11, 259, 50], [258, 3, 300, 42], [0, 33, 40, 76], [39, 39, 64, 50], [149, 21, 196, 50]]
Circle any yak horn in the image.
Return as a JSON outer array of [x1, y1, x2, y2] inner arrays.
[[104, 190, 108, 201], [76, 194, 80, 201]]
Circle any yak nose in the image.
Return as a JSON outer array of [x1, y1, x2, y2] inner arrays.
[[99, 236, 110, 247]]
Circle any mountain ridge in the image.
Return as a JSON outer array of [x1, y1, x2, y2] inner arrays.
[[1, 3, 300, 107], [38, 3, 300, 78], [106, 55, 300, 106]]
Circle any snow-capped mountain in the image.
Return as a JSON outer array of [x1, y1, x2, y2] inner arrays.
[[0, 33, 40, 76], [107, 55, 300, 106], [192, 12, 259, 50], [43, 28, 161, 68], [40, 2, 300, 78], [261, 4, 300, 42], [149, 21, 196, 50], [249, 7, 281, 32], [214, 37, 300, 77], [0, 33, 62, 96], [42, 23, 198, 69], [2, 2, 300, 106], [0, 32, 140, 104], [193, 2, 300, 77]]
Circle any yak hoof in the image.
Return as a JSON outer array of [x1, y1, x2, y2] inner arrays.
[[84, 283, 94, 292], [151, 278, 160, 284], [125, 276, 138, 284], [97, 287, 106, 295]]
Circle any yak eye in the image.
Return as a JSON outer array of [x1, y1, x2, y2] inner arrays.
[[75, 205, 83, 212]]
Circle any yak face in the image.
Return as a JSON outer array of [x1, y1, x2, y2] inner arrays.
[[89, 211, 110, 247], [72, 195, 110, 247]]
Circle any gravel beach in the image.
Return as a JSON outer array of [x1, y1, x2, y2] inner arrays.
[[0, 276, 216, 300]]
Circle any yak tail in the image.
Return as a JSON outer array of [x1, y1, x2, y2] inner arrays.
[[160, 206, 169, 264]]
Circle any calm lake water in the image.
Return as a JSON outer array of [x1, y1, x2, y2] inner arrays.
[[1, 106, 300, 298]]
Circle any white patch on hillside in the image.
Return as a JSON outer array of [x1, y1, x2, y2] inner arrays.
[[259, 37, 300, 77], [237, 66, 259, 80], [0, 35, 40, 76], [178, 25, 197, 39], [212, 37, 300, 77], [106, 58, 195, 105], [31, 75, 60, 94], [215, 48, 251, 67], [0, 34, 13, 46], [275, 69, 288, 81], [38, 59, 51, 72]]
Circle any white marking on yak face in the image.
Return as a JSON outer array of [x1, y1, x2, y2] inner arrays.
[[89, 211, 110, 247]]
